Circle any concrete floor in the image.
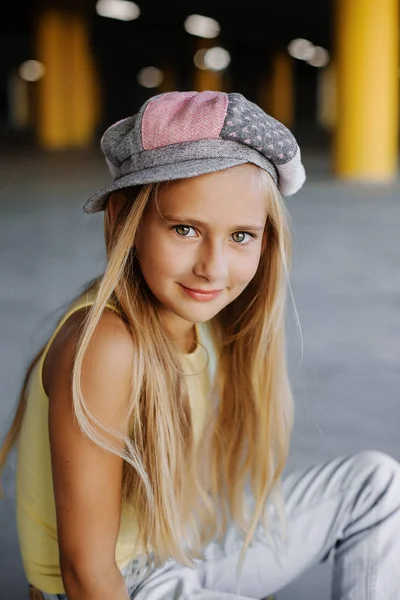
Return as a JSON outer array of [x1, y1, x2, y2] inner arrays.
[[0, 149, 399, 599]]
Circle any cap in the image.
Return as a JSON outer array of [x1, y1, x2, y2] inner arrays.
[[83, 91, 306, 214]]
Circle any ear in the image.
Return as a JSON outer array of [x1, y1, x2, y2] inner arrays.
[[107, 191, 129, 231]]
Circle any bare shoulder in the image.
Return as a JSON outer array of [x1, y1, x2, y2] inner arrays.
[[46, 306, 136, 577], [44, 305, 135, 401], [80, 307, 135, 370]]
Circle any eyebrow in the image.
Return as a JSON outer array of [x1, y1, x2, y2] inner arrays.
[[161, 213, 265, 232]]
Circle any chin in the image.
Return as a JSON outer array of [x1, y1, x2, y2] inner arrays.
[[177, 303, 221, 321]]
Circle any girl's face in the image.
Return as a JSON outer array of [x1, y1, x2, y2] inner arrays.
[[135, 165, 269, 340]]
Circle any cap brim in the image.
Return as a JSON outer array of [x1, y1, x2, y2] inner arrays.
[[83, 156, 277, 214]]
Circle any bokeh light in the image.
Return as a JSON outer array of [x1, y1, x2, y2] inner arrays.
[[193, 49, 208, 70], [19, 60, 46, 82], [308, 46, 330, 67], [96, 0, 140, 22], [203, 47, 231, 71], [287, 38, 315, 61], [184, 15, 220, 39], [137, 66, 164, 88]]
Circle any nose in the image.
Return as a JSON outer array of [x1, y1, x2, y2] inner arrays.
[[193, 241, 228, 282]]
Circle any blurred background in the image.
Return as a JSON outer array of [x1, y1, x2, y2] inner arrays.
[[1, 0, 400, 598]]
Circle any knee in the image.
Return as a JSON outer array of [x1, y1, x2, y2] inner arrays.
[[351, 450, 400, 493], [355, 449, 400, 471]]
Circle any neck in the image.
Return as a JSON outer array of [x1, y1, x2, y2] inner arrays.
[[182, 324, 198, 354]]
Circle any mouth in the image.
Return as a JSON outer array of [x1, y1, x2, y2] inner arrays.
[[179, 284, 223, 301]]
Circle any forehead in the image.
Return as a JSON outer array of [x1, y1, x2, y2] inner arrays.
[[154, 166, 270, 223]]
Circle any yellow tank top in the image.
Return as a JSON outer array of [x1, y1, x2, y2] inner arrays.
[[16, 286, 214, 594]]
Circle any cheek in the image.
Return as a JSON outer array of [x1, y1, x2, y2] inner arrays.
[[140, 236, 185, 278], [234, 252, 262, 285]]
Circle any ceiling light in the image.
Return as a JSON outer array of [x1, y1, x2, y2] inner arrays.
[[204, 47, 231, 71], [184, 14, 220, 39], [96, 0, 140, 21], [307, 46, 330, 68], [137, 66, 164, 88], [19, 60, 46, 82], [287, 38, 315, 61]]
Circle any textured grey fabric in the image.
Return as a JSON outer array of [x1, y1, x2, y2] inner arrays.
[[220, 93, 297, 165], [83, 91, 305, 214], [83, 143, 279, 215], [118, 139, 279, 178]]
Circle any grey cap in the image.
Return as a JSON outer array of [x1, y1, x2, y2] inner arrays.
[[84, 91, 306, 214]]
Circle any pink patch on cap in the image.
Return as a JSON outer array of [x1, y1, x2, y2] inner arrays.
[[142, 91, 228, 150]]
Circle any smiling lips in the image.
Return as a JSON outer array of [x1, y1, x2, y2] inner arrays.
[[179, 284, 223, 301]]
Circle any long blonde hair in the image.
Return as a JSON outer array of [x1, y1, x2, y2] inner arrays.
[[1, 165, 294, 582]]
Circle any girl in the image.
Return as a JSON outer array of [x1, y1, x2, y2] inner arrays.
[[1, 91, 400, 600]]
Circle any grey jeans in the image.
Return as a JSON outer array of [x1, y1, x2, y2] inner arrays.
[[40, 450, 400, 600]]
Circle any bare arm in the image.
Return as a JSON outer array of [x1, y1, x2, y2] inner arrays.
[[47, 309, 135, 600]]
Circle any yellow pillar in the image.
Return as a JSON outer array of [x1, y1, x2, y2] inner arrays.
[[36, 10, 69, 148], [194, 68, 223, 92], [35, 9, 100, 149], [257, 79, 269, 114], [9, 71, 30, 130], [317, 62, 337, 131], [334, 0, 398, 181], [160, 64, 177, 93], [269, 53, 294, 126], [193, 39, 224, 92], [68, 12, 101, 147]]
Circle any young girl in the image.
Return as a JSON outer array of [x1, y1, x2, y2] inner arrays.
[[1, 91, 400, 600]]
